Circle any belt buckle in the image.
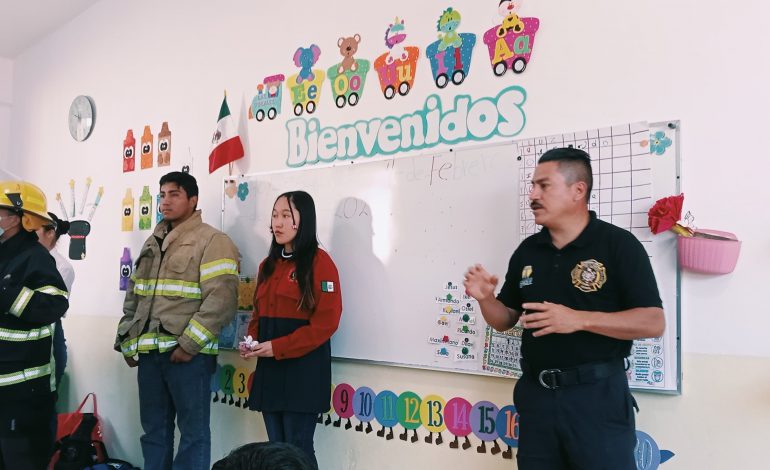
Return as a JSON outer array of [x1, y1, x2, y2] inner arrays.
[[538, 368, 561, 389]]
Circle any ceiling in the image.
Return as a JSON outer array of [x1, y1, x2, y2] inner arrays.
[[0, 0, 102, 58]]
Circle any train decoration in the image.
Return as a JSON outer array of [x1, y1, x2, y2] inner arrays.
[[482, 1, 540, 76], [287, 44, 326, 116], [244, 7, 540, 124], [374, 17, 420, 100], [249, 74, 285, 122], [426, 7, 477, 89], [327, 34, 371, 109]]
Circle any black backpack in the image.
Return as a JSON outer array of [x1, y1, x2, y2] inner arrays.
[[54, 413, 106, 470]]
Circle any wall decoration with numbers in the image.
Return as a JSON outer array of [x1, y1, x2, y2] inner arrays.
[[203, 373, 678, 466]]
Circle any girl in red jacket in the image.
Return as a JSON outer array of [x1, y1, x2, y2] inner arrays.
[[241, 191, 342, 469]]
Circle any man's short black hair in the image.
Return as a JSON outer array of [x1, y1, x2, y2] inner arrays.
[[159, 171, 199, 199], [538, 147, 593, 201], [211, 442, 314, 470]]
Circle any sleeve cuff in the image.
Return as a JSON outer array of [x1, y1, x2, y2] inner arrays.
[[271, 336, 289, 360], [177, 335, 202, 356], [8, 286, 33, 317], [0, 284, 23, 313]]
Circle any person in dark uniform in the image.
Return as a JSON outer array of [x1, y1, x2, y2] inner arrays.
[[0, 181, 69, 470], [464, 148, 665, 470], [242, 191, 342, 469]]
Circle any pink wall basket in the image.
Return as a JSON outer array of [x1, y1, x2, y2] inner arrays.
[[677, 229, 741, 274]]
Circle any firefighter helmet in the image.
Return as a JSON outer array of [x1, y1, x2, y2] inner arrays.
[[0, 181, 53, 232]]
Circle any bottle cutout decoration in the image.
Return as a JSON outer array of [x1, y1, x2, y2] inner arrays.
[[158, 121, 171, 166], [122, 188, 134, 232], [138, 186, 153, 230], [123, 130, 135, 173], [156, 193, 163, 224], [140, 125, 154, 169], [119, 248, 132, 291]]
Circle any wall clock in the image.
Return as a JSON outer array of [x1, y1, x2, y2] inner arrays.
[[68, 95, 96, 141]]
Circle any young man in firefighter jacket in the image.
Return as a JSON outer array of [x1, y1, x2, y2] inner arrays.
[[115, 172, 239, 470], [0, 181, 69, 470]]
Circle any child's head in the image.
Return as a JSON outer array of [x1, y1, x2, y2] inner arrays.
[[212, 442, 314, 470]]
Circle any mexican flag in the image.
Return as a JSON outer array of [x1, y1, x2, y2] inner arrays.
[[208, 95, 244, 173]]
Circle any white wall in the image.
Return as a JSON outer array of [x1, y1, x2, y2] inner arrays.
[[8, 0, 770, 468], [0, 56, 12, 173]]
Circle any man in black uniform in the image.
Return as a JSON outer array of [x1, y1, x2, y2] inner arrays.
[[0, 181, 69, 469], [464, 148, 664, 469]]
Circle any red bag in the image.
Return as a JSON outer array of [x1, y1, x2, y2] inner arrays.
[[49, 393, 107, 468]]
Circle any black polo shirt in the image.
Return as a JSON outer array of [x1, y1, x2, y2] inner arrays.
[[498, 211, 662, 372]]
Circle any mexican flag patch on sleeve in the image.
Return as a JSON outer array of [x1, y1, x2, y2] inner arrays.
[[321, 281, 335, 293]]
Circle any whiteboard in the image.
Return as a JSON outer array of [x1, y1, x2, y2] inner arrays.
[[221, 120, 681, 393]]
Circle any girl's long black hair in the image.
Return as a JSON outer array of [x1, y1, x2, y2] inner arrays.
[[258, 191, 319, 311], [43, 212, 71, 241]]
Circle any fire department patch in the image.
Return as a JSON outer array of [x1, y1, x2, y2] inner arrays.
[[570, 259, 607, 292], [519, 265, 533, 288], [521, 265, 533, 279]]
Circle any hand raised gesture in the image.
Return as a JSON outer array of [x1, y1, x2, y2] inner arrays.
[[463, 264, 499, 302]]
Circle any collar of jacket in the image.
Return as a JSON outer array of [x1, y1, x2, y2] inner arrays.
[[154, 210, 203, 251], [0, 230, 36, 258]]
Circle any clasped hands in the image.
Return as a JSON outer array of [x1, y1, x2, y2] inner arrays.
[[122, 346, 193, 367]]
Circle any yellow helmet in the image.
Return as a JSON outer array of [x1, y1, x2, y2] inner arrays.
[[0, 181, 53, 232]]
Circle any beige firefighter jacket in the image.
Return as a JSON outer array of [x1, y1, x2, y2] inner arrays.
[[115, 210, 239, 356]]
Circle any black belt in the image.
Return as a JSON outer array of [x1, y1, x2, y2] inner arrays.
[[521, 358, 626, 390]]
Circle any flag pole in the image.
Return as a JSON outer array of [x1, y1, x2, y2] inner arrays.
[[225, 89, 231, 176]]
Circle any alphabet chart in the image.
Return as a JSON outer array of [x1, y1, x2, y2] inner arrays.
[[516, 121, 652, 240]]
